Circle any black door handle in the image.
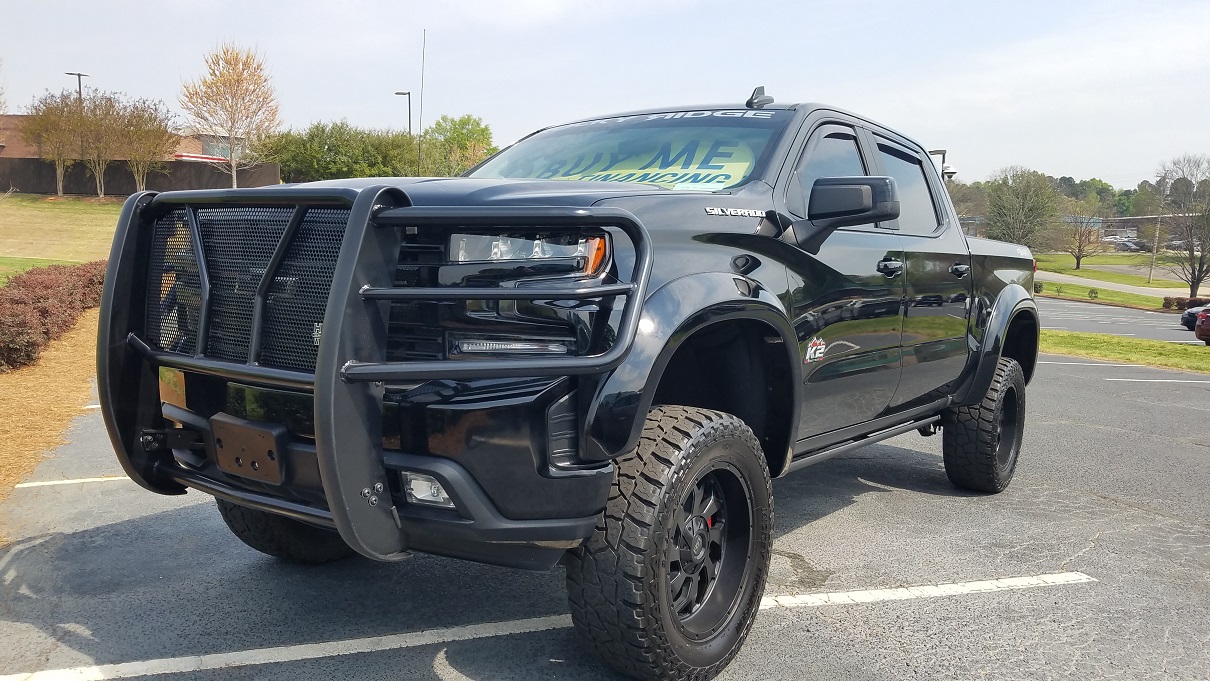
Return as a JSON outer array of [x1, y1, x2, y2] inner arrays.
[[877, 259, 903, 277], [950, 263, 970, 278]]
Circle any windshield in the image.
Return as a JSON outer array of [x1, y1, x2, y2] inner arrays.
[[469, 109, 793, 191]]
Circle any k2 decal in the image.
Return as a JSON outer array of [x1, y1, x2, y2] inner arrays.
[[805, 337, 827, 363]]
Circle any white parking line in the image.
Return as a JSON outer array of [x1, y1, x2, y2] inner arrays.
[[760, 571, 1095, 609], [1104, 378, 1210, 384], [14, 476, 128, 489], [1038, 361, 1143, 367], [84, 404, 101, 410], [0, 615, 573, 681], [0, 572, 1095, 681]]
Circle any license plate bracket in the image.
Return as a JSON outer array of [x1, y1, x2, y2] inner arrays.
[[210, 412, 288, 485]]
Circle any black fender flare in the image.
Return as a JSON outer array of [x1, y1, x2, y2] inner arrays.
[[952, 284, 1039, 407], [583, 271, 802, 468]]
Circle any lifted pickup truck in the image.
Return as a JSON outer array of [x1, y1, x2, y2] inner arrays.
[[98, 91, 1038, 680]]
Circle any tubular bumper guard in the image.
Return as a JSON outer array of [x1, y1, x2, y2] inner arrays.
[[97, 185, 653, 562]]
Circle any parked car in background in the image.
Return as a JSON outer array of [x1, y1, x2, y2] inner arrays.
[[1182, 305, 1210, 331], [1196, 310, 1210, 345], [1115, 242, 1141, 252]]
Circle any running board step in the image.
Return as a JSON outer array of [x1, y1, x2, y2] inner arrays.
[[786, 415, 941, 474]]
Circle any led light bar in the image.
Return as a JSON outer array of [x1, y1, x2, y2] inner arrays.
[[454, 339, 571, 355]]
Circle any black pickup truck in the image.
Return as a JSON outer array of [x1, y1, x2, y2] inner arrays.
[[98, 91, 1038, 681]]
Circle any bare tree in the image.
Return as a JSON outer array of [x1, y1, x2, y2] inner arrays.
[[0, 59, 7, 113], [79, 90, 124, 197], [985, 166, 1059, 249], [1049, 194, 1109, 269], [179, 44, 281, 188], [1156, 155, 1210, 297], [121, 98, 178, 192], [18, 91, 80, 196]]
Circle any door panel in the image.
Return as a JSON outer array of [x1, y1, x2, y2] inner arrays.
[[871, 138, 972, 408], [782, 123, 904, 439], [786, 231, 905, 437]]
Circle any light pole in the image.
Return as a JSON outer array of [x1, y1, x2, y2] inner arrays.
[[394, 91, 412, 134], [65, 72, 89, 102], [928, 149, 957, 182]]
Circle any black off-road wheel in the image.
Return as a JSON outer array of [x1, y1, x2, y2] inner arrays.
[[942, 356, 1026, 493], [565, 406, 773, 681], [215, 498, 355, 564]]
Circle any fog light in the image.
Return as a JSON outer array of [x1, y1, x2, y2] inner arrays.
[[402, 472, 455, 508]]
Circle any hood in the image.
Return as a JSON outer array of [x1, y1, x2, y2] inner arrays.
[[294, 176, 670, 208]]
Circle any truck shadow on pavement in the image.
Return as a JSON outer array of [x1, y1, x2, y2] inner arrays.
[[0, 442, 964, 680]]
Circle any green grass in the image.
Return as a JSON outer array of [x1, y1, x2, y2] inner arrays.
[[1035, 281, 1168, 310], [1034, 253, 1184, 288], [1041, 330, 1210, 373], [0, 193, 122, 263], [0, 256, 80, 285]]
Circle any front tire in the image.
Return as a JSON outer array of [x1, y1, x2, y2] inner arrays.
[[215, 498, 355, 564], [565, 406, 773, 681], [942, 357, 1026, 493]]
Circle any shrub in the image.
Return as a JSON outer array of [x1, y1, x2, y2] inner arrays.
[[1033, 282, 1044, 294], [1163, 297, 1174, 309], [1171, 297, 1190, 310], [0, 301, 47, 370], [1088, 288, 1099, 300], [0, 260, 106, 372], [1055, 285, 1064, 295], [1188, 297, 1209, 309]]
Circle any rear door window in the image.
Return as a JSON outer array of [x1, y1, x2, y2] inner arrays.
[[874, 142, 941, 236]]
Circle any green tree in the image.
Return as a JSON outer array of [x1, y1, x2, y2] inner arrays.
[[18, 90, 80, 196], [258, 121, 419, 183], [121, 98, 179, 192], [79, 90, 125, 197], [421, 114, 497, 176], [985, 166, 1059, 249]]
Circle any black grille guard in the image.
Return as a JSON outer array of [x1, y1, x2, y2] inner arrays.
[[97, 185, 653, 561]]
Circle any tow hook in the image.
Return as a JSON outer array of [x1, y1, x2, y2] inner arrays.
[[918, 422, 941, 437], [139, 428, 205, 452]]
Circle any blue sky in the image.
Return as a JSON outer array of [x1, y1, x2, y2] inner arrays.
[[2, 0, 1207, 188]]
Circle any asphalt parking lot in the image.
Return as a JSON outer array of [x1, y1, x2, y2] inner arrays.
[[2, 356, 1209, 680], [1036, 297, 1198, 343]]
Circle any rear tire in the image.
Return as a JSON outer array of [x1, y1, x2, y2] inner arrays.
[[565, 406, 772, 681], [215, 498, 355, 564], [942, 357, 1026, 493]]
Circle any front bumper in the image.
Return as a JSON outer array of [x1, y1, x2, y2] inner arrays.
[[97, 186, 651, 568]]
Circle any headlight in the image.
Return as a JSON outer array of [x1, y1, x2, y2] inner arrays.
[[450, 233, 607, 275]]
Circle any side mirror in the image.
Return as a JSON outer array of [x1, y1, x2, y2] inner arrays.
[[790, 177, 900, 253]]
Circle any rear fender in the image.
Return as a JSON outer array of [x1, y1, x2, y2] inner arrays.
[[951, 283, 1038, 406], [583, 271, 801, 462]]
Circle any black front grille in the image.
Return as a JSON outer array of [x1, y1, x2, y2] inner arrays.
[[196, 207, 294, 362], [260, 209, 349, 371], [147, 209, 201, 355], [145, 205, 349, 373]]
